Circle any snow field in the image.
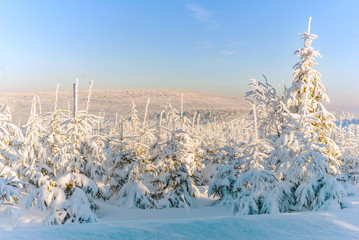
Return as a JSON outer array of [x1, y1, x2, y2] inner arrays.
[[1, 196, 359, 239]]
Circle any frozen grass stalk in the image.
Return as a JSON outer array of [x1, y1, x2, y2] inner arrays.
[[73, 79, 78, 119], [143, 98, 150, 129], [181, 93, 184, 127], [30, 96, 37, 119], [54, 83, 59, 112], [36, 95, 42, 115], [307, 16, 312, 34], [196, 113, 200, 132], [86, 80, 94, 114], [120, 117, 123, 140], [192, 111, 197, 130], [252, 104, 258, 141]]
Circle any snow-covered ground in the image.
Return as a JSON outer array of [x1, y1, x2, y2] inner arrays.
[[1, 195, 359, 239]]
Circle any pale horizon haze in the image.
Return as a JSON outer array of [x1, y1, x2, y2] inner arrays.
[[0, 1, 358, 112]]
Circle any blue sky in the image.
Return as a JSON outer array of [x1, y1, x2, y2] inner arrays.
[[0, 0, 358, 111]]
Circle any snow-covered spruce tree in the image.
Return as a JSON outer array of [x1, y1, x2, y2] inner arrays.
[[245, 77, 284, 139], [138, 98, 156, 157], [20, 96, 49, 187], [271, 18, 346, 211], [25, 172, 99, 225], [336, 120, 359, 189], [175, 97, 205, 186], [286, 17, 341, 171], [184, 110, 205, 186], [0, 162, 22, 213], [232, 105, 285, 215], [0, 105, 23, 168], [114, 157, 156, 209], [201, 115, 251, 204], [40, 83, 69, 177], [0, 174, 21, 209], [128, 100, 140, 137], [0, 105, 23, 210], [25, 80, 106, 224], [107, 101, 156, 208], [60, 79, 107, 180], [106, 119, 136, 196], [205, 143, 241, 205], [151, 103, 201, 208]]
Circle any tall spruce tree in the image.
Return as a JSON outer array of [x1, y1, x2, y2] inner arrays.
[[286, 17, 341, 173], [271, 18, 346, 211]]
